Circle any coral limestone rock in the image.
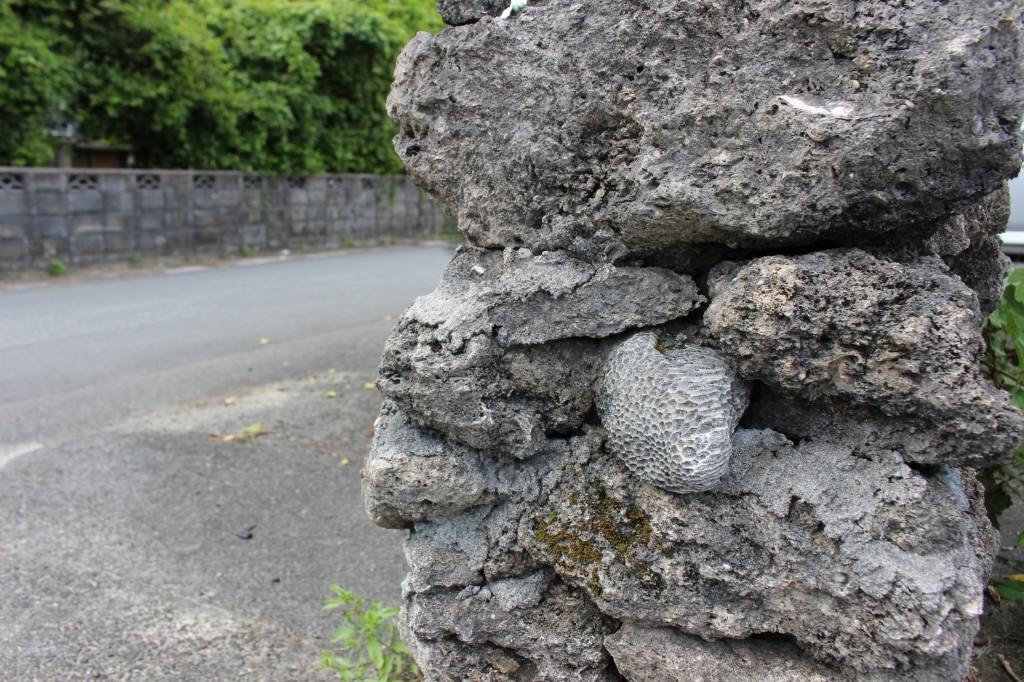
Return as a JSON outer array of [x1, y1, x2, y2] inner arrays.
[[380, 327, 602, 456], [522, 429, 997, 681], [362, 401, 492, 528], [378, 245, 701, 456], [605, 624, 848, 682], [390, 0, 1024, 264], [401, 246, 702, 350], [361, 0, 1024, 679], [402, 579, 618, 681], [598, 332, 750, 493], [435, 0, 507, 26], [938, 185, 1015, 317], [704, 248, 1024, 467]]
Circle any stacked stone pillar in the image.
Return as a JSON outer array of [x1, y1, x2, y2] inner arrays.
[[363, 1, 1024, 679]]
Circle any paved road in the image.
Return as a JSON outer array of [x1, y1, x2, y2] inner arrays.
[[0, 245, 454, 680]]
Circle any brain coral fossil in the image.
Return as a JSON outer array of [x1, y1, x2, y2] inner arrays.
[[597, 332, 750, 493]]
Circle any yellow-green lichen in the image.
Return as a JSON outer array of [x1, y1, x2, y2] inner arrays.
[[534, 513, 603, 595]]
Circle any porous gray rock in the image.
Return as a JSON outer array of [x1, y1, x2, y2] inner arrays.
[[605, 624, 850, 682], [597, 332, 750, 493], [364, 1, 1023, 678], [362, 401, 492, 528], [400, 246, 702, 350], [402, 579, 618, 681], [520, 429, 997, 680], [928, 185, 1012, 316], [704, 248, 1024, 467], [435, 0, 507, 26], [380, 326, 603, 455], [379, 246, 700, 456], [392, 428, 622, 680], [927, 186, 1010, 259], [390, 0, 1024, 264], [949, 235, 1013, 319]]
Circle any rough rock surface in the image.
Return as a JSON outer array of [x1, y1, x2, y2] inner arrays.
[[400, 246, 702, 350], [521, 429, 997, 680], [379, 327, 603, 455], [598, 332, 750, 493], [364, 1, 1024, 680], [402, 579, 617, 681], [391, 0, 1024, 264], [704, 248, 1024, 466], [378, 245, 700, 455], [435, 0, 507, 26], [605, 625, 850, 682], [927, 186, 1011, 260], [929, 185, 1012, 316], [950, 236, 1014, 319], [376, 422, 622, 679], [362, 401, 492, 528]]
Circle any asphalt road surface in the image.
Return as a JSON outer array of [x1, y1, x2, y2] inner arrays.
[[0, 244, 454, 681]]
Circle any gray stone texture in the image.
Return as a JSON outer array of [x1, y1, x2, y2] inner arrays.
[[365, 1, 1024, 680], [402, 579, 617, 681], [380, 326, 603, 455], [362, 400, 492, 529], [378, 245, 701, 455], [399, 246, 702, 350], [390, 0, 1024, 266], [520, 429, 996, 681], [436, 0, 508, 26], [925, 185, 1012, 317], [605, 624, 851, 682], [704, 248, 1024, 467]]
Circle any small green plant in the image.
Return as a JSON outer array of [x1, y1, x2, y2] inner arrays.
[[240, 244, 253, 257], [981, 267, 1024, 600], [318, 584, 419, 681], [344, 238, 357, 248], [47, 258, 67, 276]]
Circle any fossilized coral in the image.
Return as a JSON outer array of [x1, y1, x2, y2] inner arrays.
[[597, 332, 750, 493]]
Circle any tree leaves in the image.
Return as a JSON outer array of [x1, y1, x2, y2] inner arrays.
[[1, 0, 444, 171], [210, 421, 267, 442], [982, 269, 1024, 600], [993, 577, 1024, 601]]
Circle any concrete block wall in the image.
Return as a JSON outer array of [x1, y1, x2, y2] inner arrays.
[[0, 168, 453, 271]]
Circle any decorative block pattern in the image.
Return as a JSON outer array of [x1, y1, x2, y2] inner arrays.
[[135, 174, 161, 190], [68, 174, 99, 191], [192, 174, 216, 190], [0, 173, 25, 191]]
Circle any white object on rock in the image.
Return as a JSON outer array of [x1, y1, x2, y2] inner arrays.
[[500, 0, 527, 18]]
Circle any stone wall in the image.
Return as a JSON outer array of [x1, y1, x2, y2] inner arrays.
[[0, 168, 451, 271], [362, 1, 1024, 680]]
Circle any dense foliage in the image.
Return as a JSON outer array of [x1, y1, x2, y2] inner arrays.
[[0, 0, 443, 172]]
